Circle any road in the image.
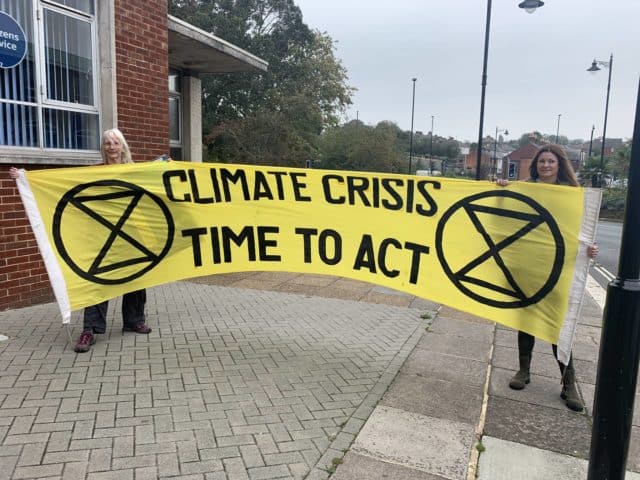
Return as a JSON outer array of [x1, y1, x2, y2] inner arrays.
[[592, 219, 623, 288]]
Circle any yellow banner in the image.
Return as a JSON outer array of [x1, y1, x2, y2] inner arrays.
[[19, 161, 587, 344]]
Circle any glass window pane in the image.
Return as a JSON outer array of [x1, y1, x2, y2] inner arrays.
[[0, 0, 36, 102], [0, 102, 38, 146], [45, 0, 94, 15], [169, 96, 181, 142], [44, 8, 94, 105], [43, 108, 98, 149], [169, 147, 182, 161]]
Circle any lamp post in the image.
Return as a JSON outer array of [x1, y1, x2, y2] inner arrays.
[[587, 77, 640, 480], [556, 114, 561, 143], [588, 124, 595, 158], [493, 126, 508, 180], [429, 115, 435, 174], [409, 78, 417, 174], [587, 54, 613, 187], [475, 0, 544, 180]]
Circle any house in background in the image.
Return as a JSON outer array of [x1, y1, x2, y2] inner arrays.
[[502, 142, 583, 181], [463, 142, 514, 179], [503, 142, 542, 180], [0, 0, 267, 310], [582, 137, 625, 158]]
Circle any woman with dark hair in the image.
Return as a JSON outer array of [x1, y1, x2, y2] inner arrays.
[[527, 143, 580, 186], [497, 144, 598, 411]]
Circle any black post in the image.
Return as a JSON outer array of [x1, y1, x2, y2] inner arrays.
[[588, 124, 598, 188], [409, 78, 417, 174], [429, 115, 434, 165], [493, 126, 498, 181], [587, 77, 640, 480], [600, 54, 613, 183], [475, 0, 492, 180], [556, 113, 561, 143]]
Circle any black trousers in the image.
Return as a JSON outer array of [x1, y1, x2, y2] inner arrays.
[[82, 289, 146, 333], [518, 330, 573, 371]]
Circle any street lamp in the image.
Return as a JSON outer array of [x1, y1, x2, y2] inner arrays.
[[493, 126, 508, 180], [475, 0, 544, 180], [556, 114, 561, 143], [587, 54, 613, 187], [409, 78, 417, 174], [518, 0, 544, 13], [429, 115, 435, 174]]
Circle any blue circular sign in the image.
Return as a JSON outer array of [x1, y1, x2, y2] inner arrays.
[[0, 12, 27, 69]]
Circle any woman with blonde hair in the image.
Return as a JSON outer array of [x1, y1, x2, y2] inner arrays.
[[8, 128, 152, 353], [101, 128, 132, 165], [73, 128, 151, 352]]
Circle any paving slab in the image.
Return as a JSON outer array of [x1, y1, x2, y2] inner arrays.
[[416, 333, 492, 363], [399, 347, 488, 388], [436, 307, 494, 325], [493, 328, 557, 354], [350, 405, 475, 480], [491, 344, 562, 380], [478, 436, 640, 480], [484, 396, 592, 458], [382, 372, 484, 425], [489, 367, 575, 411], [427, 316, 495, 343], [579, 382, 640, 424], [331, 452, 448, 480]]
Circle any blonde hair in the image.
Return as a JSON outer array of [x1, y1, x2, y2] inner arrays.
[[101, 128, 132, 164]]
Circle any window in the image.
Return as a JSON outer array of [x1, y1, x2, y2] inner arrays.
[[508, 162, 517, 179], [0, 0, 99, 151], [168, 68, 182, 160]]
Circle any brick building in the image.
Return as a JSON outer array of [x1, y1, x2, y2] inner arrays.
[[502, 143, 584, 181], [0, 0, 267, 310]]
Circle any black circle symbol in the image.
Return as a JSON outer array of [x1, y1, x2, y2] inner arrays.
[[435, 190, 564, 308], [53, 180, 174, 284]]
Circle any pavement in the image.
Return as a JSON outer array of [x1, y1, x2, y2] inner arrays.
[[0, 271, 639, 479]]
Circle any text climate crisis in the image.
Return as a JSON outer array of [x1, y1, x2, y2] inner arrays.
[[162, 167, 440, 283]]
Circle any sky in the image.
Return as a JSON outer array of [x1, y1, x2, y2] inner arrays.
[[294, 0, 639, 144]]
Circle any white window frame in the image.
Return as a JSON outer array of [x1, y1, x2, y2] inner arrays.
[[38, 2, 99, 114], [0, 0, 103, 163], [169, 68, 183, 156]]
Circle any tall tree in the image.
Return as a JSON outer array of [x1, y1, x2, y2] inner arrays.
[[169, 0, 353, 165], [317, 121, 404, 173]]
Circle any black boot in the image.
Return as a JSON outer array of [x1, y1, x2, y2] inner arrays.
[[509, 354, 531, 390], [560, 362, 583, 412]]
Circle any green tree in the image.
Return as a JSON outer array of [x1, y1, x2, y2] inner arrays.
[[609, 143, 631, 181], [317, 121, 404, 173], [519, 131, 543, 146], [169, 0, 354, 165]]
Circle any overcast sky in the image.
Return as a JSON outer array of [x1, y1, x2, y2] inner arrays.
[[295, 0, 639, 143]]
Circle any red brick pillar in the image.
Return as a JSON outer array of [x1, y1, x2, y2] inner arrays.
[[114, 0, 169, 162]]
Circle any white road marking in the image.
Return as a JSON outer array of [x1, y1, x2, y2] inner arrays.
[[594, 264, 615, 282], [586, 273, 607, 311]]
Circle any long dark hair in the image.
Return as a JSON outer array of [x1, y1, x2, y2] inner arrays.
[[529, 144, 579, 186]]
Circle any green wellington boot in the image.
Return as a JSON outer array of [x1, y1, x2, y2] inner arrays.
[[561, 363, 584, 412], [509, 354, 531, 390]]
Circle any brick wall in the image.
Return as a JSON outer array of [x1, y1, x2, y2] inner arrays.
[[0, 165, 55, 310], [1, 1, 170, 311], [115, 0, 169, 162]]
